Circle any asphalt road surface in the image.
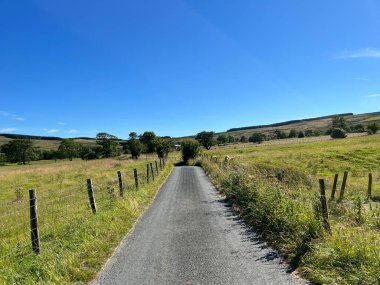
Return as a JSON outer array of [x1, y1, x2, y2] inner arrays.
[[91, 166, 306, 285]]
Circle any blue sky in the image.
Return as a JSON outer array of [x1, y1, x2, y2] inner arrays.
[[1, 0, 380, 138]]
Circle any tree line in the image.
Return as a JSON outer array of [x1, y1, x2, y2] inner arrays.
[[0, 131, 174, 165]]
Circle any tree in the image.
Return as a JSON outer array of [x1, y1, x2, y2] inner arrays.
[[332, 116, 349, 131], [58, 139, 79, 161], [249, 133, 266, 144], [227, 135, 235, 143], [128, 133, 143, 159], [155, 138, 172, 159], [1, 139, 39, 164], [181, 139, 200, 164], [96, 132, 119, 158], [305, 129, 314, 137], [139, 131, 157, 153], [240, 136, 248, 143], [367, 123, 380, 135], [274, 129, 288, 139], [79, 145, 99, 160], [298, 131, 305, 138], [217, 134, 228, 145], [288, 129, 297, 138], [330, 128, 347, 139], [195, 131, 216, 150]]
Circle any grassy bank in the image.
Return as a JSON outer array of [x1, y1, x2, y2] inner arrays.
[[0, 158, 173, 284], [199, 134, 380, 284]]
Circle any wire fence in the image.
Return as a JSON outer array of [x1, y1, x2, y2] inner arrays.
[[0, 157, 169, 261]]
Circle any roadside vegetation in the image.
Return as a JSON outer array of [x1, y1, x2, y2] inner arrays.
[[197, 133, 380, 284], [0, 157, 173, 284]]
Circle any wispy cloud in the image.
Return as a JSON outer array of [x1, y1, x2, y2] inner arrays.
[[43, 128, 59, 134], [68, 129, 79, 134], [0, 111, 25, 121], [0, 128, 17, 133], [364, 93, 380, 98], [338, 47, 380, 59], [354, 77, 370, 81], [57, 122, 65, 125]]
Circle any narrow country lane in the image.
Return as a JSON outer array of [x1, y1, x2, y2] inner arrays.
[[91, 166, 306, 285]]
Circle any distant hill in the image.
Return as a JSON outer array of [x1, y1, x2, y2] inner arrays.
[[222, 111, 380, 138], [227, 113, 353, 132]]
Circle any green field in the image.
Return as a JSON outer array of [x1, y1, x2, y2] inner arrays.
[[200, 133, 380, 284], [0, 157, 173, 284]]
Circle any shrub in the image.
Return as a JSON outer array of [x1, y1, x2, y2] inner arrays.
[[367, 123, 380, 135], [274, 129, 288, 139], [298, 131, 305, 138], [249, 133, 266, 144], [289, 129, 298, 138], [181, 139, 200, 163], [330, 128, 347, 139]]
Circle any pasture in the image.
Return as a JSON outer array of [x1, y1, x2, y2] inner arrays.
[[200, 133, 380, 284], [0, 157, 172, 284]]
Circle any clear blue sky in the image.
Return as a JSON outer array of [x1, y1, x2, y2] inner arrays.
[[1, 1, 380, 138]]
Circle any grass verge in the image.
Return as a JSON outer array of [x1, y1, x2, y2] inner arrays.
[[0, 159, 173, 284]]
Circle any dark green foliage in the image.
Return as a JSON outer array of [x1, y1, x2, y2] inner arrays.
[[58, 139, 79, 161], [217, 134, 228, 145], [305, 129, 314, 137], [96, 132, 119, 158], [298, 131, 305, 138], [79, 145, 100, 160], [181, 139, 200, 163], [41, 150, 64, 161], [249, 132, 266, 144], [367, 123, 380, 135], [351, 124, 365, 132], [332, 116, 349, 131], [0, 153, 6, 165], [155, 138, 172, 159], [1, 139, 39, 164], [139, 131, 157, 153], [228, 135, 235, 143], [195, 131, 216, 150], [274, 129, 288, 139], [288, 129, 298, 138], [128, 133, 143, 159], [330, 128, 347, 139], [240, 135, 248, 143]]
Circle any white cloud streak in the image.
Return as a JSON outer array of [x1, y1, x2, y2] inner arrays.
[[364, 93, 380, 98], [44, 128, 60, 134], [0, 128, 17, 133], [68, 129, 79, 134], [338, 47, 380, 59], [0, 111, 25, 121], [57, 122, 65, 125]]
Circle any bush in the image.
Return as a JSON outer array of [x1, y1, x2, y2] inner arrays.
[[181, 139, 200, 163], [367, 123, 380, 135], [249, 133, 266, 144], [330, 128, 347, 139], [298, 131, 305, 138], [289, 129, 298, 138]]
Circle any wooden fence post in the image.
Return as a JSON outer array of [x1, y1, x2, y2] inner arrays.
[[146, 164, 150, 184], [339, 171, 348, 200], [134, 169, 139, 190], [319, 179, 331, 234], [155, 160, 159, 175], [368, 173, 373, 200], [87, 179, 97, 214], [29, 189, 40, 254], [117, 171, 123, 197], [331, 174, 338, 199], [159, 158, 162, 170], [150, 163, 155, 182]]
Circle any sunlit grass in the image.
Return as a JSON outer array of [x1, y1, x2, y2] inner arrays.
[[0, 157, 173, 284], [200, 133, 380, 284]]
